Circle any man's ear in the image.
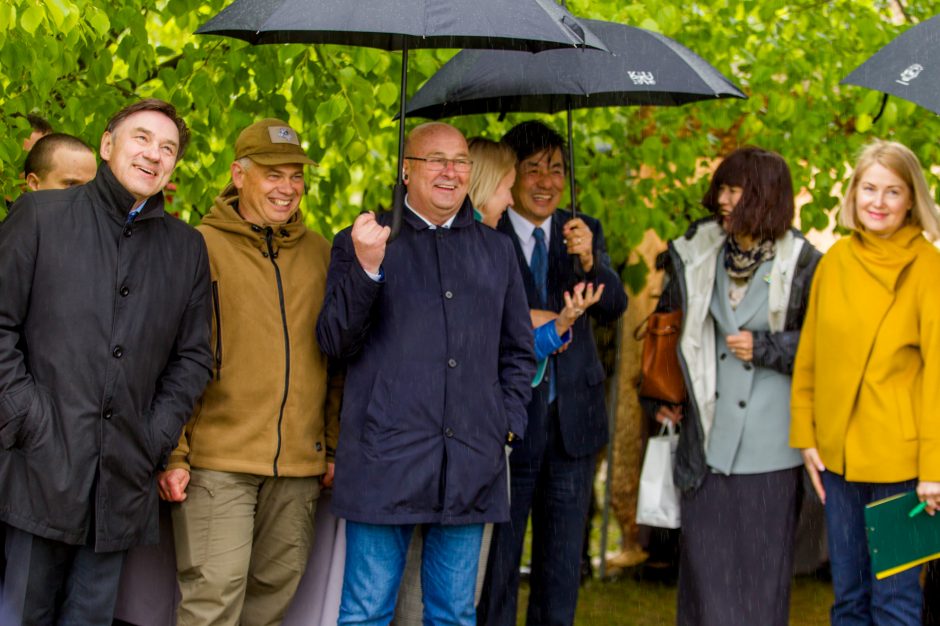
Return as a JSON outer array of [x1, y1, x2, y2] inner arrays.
[[99, 131, 113, 161], [231, 161, 245, 190], [26, 173, 41, 191], [402, 162, 410, 184]]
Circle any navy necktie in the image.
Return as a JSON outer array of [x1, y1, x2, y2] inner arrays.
[[530, 227, 556, 402], [531, 227, 548, 308]]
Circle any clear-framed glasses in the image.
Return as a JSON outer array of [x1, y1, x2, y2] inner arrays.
[[405, 156, 473, 173]]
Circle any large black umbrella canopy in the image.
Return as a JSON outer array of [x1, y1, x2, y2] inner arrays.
[[403, 18, 746, 215], [843, 14, 940, 115], [197, 0, 609, 238]]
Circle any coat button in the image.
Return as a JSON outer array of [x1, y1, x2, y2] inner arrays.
[[719, 353, 727, 360], [444, 290, 454, 299], [123, 227, 133, 237], [447, 358, 457, 368], [112, 346, 124, 358], [738, 400, 746, 408], [743, 363, 753, 371], [102, 408, 113, 420], [119, 285, 130, 297], [444, 427, 454, 438]]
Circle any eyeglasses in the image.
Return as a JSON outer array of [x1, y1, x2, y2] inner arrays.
[[405, 156, 473, 173]]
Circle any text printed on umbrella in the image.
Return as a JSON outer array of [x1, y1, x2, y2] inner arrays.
[[897, 64, 923, 86], [628, 71, 656, 86]]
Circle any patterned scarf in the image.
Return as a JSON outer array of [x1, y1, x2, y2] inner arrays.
[[724, 235, 775, 280]]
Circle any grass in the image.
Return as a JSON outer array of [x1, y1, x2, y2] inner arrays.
[[512, 480, 835, 625], [516, 575, 833, 625]]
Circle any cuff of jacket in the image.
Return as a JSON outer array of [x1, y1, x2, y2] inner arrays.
[[165, 451, 190, 473], [788, 408, 815, 449], [920, 439, 940, 482]]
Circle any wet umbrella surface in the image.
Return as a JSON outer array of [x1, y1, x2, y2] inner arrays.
[[197, 0, 608, 237], [843, 13, 940, 115], [403, 18, 746, 214]]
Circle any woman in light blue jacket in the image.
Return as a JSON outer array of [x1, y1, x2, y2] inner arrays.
[[654, 147, 821, 626]]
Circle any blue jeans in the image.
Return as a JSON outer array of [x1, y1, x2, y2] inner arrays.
[[822, 472, 921, 626], [339, 521, 483, 626]]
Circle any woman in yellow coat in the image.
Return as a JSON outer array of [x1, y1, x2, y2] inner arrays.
[[790, 140, 940, 624]]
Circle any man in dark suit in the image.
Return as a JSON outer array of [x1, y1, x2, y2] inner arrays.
[[479, 121, 627, 626]]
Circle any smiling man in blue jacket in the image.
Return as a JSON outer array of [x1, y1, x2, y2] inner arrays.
[[317, 121, 535, 625]]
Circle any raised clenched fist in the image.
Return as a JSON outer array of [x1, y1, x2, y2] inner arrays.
[[352, 211, 391, 275]]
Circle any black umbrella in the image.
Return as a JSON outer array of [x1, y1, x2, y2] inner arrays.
[[403, 18, 746, 215], [842, 14, 940, 117], [197, 0, 609, 238]]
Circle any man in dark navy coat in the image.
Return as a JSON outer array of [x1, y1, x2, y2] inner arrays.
[[479, 121, 628, 626], [316, 122, 535, 625]]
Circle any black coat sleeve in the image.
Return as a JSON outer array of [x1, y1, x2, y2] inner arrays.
[[0, 197, 42, 449], [750, 241, 822, 376], [150, 236, 213, 468], [585, 219, 627, 324]]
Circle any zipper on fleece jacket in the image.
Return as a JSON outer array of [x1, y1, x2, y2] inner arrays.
[[265, 227, 291, 477], [211, 281, 223, 381]]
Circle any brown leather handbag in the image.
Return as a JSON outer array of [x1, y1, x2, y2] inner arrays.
[[634, 310, 686, 404]]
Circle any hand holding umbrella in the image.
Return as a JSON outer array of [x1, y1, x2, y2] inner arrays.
[[563, 217, 593, 272]]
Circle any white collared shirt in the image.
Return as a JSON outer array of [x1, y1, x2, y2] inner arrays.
[[405, 195, 457, 230], [507, 208, 552, 265], [364, 196, 459, 282]]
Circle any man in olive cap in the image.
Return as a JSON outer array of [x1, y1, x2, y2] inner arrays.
[[158, 118, 339, 626]]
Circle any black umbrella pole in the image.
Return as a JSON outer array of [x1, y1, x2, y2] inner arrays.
[[389, 43, 410, 242], [567, 104, 577, 216], [566, 104, 586, 280]]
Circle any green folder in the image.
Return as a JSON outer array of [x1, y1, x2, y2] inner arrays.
[[864, 490, 940, 579]]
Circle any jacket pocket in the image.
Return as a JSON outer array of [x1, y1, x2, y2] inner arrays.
[[586, 362, 607, 387], [172, 472, 215, 572], [211, 280, 223, 381], [4, 386, 53, 451], [895, 389, 917, 441], [144, 407, 161, 467]]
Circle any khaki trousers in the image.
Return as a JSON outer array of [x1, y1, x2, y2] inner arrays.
[[172, 469, 320, 626]]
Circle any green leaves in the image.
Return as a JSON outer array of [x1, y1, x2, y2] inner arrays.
[[1, 0, 940, 295], [19, 4, 42, 35]]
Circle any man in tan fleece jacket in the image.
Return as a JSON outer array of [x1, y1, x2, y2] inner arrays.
[[157, 118, 339, 626]]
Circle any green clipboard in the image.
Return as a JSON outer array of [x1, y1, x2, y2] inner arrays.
[[864, 489, 940, 579]]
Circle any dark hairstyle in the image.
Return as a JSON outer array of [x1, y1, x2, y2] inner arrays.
[[701, 146, 794, 241], [501, 120, 568, 171], [26, 113, 53, 135], [23, 133, 94, 178], [105, 98, 190, 160]]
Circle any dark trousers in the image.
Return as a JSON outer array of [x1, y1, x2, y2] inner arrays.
[[822, 472, 921, 626], [479, 403, 595, 626], [677, 468, 800, 626], [0, 523, 125, 626], [925, 560, 940, 626]]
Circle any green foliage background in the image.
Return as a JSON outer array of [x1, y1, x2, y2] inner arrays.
[[1, 0, 938, 290]]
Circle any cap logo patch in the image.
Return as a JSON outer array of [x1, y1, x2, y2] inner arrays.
[[268, 126, 300, 145]]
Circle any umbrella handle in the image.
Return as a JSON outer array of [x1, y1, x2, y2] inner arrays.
[[388, 182, 405, 242]]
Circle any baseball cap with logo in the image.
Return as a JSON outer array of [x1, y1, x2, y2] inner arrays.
[[234, 118, 316, 166]]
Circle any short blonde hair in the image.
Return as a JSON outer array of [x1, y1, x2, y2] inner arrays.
[[467, 137, 517, 210], [839, 139, 940, 240]]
